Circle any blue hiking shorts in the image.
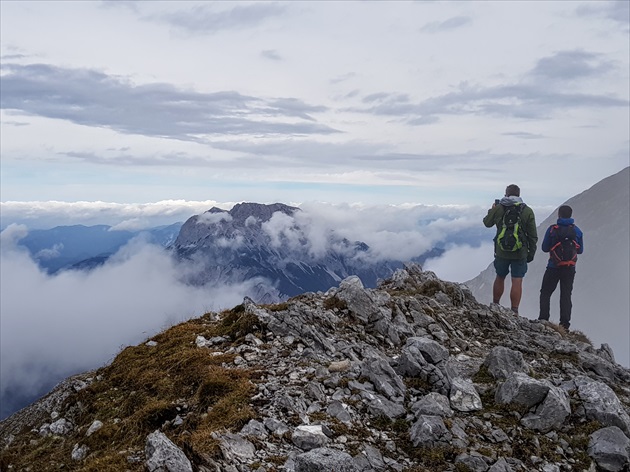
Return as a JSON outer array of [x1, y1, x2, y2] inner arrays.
[[494, 256, 528, 278]]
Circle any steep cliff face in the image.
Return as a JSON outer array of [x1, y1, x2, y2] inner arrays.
[[171, 202, 402, 302], [2, 264, 629, 472], [466, 167, 630, 366]]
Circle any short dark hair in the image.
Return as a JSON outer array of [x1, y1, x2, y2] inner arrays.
[[558, 205, 573, 218], [505, 184, 520, 197]]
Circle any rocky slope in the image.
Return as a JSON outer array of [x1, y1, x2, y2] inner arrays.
[[1, 264, 629, 472]]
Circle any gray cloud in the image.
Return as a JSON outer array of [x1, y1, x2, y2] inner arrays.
[[420, 15, 472, 33], [99, 0, 140, 13], [0, 63, 338, 141], [61, 150, 217, 167], [576, 0, 630, 31], [502, 132, 546, 140], [530, 50, 614, 82], [351, 51, 628, 124], [261, 49, 283, 61], [147, 3, 287, 35], [0, 200, 227, 230], [330, 73, 356, 85]]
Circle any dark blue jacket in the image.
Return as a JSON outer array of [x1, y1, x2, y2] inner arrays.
[[541, 217, 584, 268]]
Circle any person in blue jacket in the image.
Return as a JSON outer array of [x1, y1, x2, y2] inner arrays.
[[538, 205, 584, 330]]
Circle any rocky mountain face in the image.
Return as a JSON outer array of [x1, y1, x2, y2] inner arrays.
[[466, 167, 630, 367], [171, 203, 413, 303], [2, 264, 629, 472]]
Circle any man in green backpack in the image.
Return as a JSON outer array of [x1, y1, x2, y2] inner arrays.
[[483, 184, 538, 314]]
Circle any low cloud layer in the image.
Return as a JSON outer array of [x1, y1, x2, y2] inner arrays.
[[0, 200, 230, 230], [424, 242, 494, 283], [0, 224, 261, 418]]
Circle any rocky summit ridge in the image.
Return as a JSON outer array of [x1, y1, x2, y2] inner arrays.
[[1, 264, 630, 472]]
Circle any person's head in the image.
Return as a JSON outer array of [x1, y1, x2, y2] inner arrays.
[[505, 184, 520, 197], [558, 205, 573, 218]]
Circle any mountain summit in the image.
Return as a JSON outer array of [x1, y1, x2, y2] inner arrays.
[[2, 264, 629, 471], [171, 202, 402, 302]]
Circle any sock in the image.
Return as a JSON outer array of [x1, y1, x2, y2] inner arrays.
[[511, 307, 519, 314]]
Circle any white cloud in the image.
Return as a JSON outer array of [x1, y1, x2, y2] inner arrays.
[[244, 215, 259, 227], [424, 242, 494, 283], [34, 242, 63, 260], [197, 211, 233, 225], [0, 200, 228, 230], [109, 218, 150, 231], [0, 226, 259, 416]]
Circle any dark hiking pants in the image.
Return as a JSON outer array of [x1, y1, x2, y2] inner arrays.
[[539, 266, 576, 329]]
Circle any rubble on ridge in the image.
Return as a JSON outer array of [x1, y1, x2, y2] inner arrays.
[[1, 263, 629, 472]]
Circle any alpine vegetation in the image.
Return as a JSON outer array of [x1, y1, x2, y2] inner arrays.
[[1, 264, 629, 471]]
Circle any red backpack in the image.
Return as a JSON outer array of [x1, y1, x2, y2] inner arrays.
[[549, 224, 579, 267]]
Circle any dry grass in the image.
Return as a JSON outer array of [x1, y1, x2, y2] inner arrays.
[[0, 306, 259, 471]]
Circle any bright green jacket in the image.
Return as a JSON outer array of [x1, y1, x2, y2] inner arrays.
[[483, 201, 538, 261]]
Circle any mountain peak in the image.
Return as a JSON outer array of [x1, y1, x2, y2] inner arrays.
[[173, 202, 397, 300], [229, 202, 299, 224]]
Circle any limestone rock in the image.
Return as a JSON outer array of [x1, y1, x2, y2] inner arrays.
[[145, 430, 193, 472]]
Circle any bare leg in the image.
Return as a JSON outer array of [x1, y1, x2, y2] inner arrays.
[[493, 276, 505, 304], [510, 277, 523, 313]]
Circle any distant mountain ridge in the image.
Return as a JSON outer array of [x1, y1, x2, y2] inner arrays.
[[18, 222, 183, 273], [466, 166, 630, 366], [171, 202, 424, 302]]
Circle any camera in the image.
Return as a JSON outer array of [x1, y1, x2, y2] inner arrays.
[[494, 199, 500, 205]]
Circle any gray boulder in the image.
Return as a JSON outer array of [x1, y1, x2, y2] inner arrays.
[[587, 426, 630, 472], [455, 453, 489, 472], [294, 447, 359, 472], [411, 392, 453, 418], [335, 276, 379, 324], [406, 336, 449, 365], [292, 425, 330, 451], [521, 386, 571, 432], [49, 418, 73, 436], [361, 391, 406, 419], [217, 433, 256, 462], [360, 357, 406, 401], [264, 418, 290, 436], [240, 419, 268, 438], [410, 414, 452, 447], [574, 376, 630, 435], [449, 377, 483, 412], [495, 372, 550, 408], [145, 430, 193, 472], [326, 400, 352, 423], [483, 346, 529, 380], [487, 457, 514, 471]]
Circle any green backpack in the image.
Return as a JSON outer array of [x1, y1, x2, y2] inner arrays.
[[496, 204, 525, 252]]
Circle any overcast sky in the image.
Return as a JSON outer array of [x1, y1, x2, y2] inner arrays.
[[1, 1, 628, 211]]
